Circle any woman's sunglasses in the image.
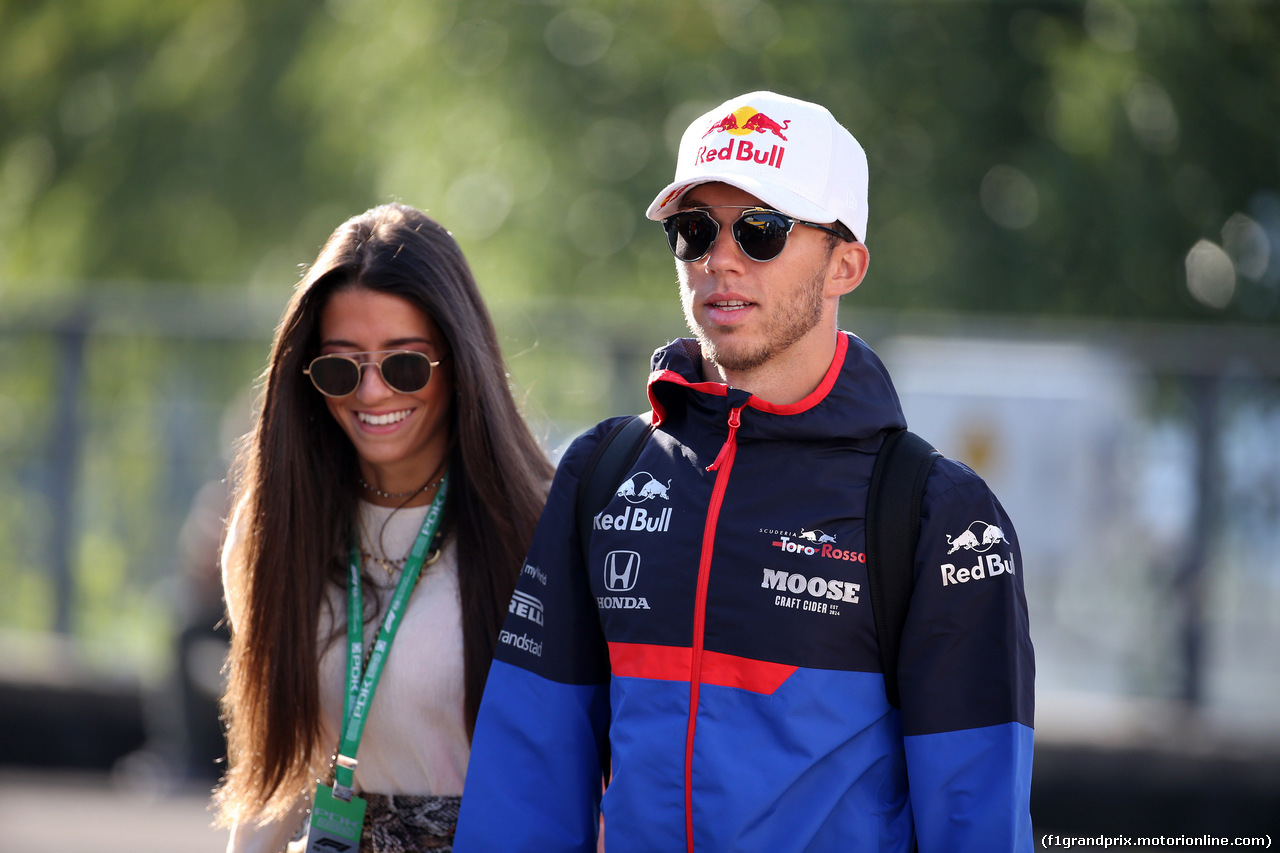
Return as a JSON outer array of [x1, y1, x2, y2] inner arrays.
[[304, 350, 442, 397], [662, 206, 850, 263]]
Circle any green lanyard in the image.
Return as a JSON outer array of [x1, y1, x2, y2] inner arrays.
[[332, 473, 449, 802]]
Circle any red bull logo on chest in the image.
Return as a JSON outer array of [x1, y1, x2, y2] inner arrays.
[[695, 105, 790, 170]]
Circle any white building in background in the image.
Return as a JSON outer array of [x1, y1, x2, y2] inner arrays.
[[881, 334, 1280, 738]]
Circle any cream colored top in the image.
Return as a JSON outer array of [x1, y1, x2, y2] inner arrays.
[[223, 500, 468, 853]]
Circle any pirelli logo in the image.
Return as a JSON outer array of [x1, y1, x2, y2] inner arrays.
[[508, 590, 544, 625]]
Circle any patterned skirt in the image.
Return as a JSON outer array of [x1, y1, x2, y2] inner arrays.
[[359, 793, 460, 852]]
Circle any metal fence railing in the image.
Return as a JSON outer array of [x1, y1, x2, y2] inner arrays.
[[4, 293, 1279, 746]]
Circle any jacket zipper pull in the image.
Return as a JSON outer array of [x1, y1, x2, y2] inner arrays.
[[706, 406, 743, 472]]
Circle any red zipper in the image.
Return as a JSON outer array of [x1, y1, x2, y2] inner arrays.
[[684, 405, 742, 852]]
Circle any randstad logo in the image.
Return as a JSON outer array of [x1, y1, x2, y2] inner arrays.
[[944, 521, 1009, 554], [500, 629, 542, 657], [696, 106, 789, 170]]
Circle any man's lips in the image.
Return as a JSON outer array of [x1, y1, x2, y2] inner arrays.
[[703, 294, 757, 324]]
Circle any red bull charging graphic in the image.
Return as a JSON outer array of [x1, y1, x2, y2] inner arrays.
[[695, 105, 790, 170]]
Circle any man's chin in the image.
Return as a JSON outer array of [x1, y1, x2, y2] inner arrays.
[[699, 337, 771, 374]]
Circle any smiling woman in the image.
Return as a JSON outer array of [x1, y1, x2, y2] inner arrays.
[[214, 203, 552, 853], [314, 289, 455, 501]]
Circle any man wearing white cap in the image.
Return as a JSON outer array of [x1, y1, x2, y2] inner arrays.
[[457, 92, 1034, 852]]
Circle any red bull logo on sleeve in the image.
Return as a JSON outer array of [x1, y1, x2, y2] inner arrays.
[[940, 520, 1015, 587], [695, 105, 791, 171], [944, 521, 1008, 554]]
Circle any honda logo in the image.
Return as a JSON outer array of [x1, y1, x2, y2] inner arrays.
[[604, 550, 640, 592]]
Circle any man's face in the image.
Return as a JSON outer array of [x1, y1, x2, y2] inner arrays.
[[675, 183, 835, 375]]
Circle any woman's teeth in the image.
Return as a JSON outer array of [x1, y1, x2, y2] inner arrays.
[[357, 409, 411, 426]]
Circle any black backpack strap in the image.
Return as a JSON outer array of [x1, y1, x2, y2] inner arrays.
[[865, 428, 940, 709], [575, 412, 654, 564]]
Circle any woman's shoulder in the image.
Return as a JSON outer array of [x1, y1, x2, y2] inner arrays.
[[220, 493, 254, 629]]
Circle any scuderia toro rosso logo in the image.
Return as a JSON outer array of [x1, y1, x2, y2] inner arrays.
[[765, 526, 865, 565]]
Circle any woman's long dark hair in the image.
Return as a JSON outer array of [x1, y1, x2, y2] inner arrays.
[[216, 203, 552, 824]]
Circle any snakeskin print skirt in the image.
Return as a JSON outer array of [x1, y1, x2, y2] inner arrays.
[[359, 793, 460, 852]]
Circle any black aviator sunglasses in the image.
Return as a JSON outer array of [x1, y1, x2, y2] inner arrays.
[[304, 350, 443, 397], [662, 206, 851, 263]]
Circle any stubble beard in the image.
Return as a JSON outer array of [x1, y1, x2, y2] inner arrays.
[[682, 263, 827, 374]]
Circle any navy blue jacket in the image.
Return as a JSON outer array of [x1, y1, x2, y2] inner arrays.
[[457, 332, 1034, 852]]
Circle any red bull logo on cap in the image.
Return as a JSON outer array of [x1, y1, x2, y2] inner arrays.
[[702, 105, 790, 140], [695, 105, 790, 171]]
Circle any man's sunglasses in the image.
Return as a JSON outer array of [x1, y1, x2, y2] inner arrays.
[[662, 206, 850, 263], [304, 350, 443, 397]]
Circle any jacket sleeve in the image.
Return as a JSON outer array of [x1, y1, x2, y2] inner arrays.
[[454, 422, 620, 853], [897, 460, 1035, 853]]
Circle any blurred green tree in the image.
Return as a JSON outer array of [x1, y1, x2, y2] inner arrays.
[[1, 0, 1276, 321], [2, 0, 1279, 654]]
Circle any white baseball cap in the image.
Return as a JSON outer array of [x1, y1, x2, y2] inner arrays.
[[646, 91, 869, 243]]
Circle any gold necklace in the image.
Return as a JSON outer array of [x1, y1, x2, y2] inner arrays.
[[359, 547, 406, 580], [357, 511, 407, 580], [357, 513, 444, 581]]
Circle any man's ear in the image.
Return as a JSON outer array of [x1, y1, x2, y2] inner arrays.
[[826, 240, 870, 298]]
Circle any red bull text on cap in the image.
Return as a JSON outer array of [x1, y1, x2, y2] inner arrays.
[[646, 91, 869, 244]]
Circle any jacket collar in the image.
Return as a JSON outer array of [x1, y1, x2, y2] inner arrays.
[[645, 332, 907, 443]]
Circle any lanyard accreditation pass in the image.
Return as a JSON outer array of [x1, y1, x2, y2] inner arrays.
[[305, 474, 449, 853]]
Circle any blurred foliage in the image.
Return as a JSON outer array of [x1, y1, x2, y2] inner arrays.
[[1, 0, 1279, 658], [0, 0, 1277, 321]]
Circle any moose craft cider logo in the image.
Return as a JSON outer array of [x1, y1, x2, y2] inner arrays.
[[695, 105, 790, 170]]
